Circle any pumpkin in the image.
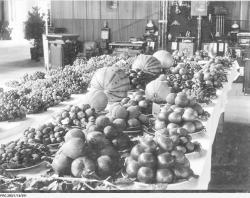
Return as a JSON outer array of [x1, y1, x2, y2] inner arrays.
[[153, 50, 174, 68], [90, 67, 130, 102], [86, 90, 108, 112], [132, 54, 162, 74], [145, 78, 171, 103]]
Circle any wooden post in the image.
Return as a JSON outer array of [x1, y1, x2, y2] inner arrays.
[[197, 16, 202, 50]]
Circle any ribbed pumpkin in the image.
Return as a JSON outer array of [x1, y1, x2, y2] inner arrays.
[[153, 50, 174, 68], [86, 90, 108, 112], [145, 78, 171, 103], [90, 67, 130, 102], [132, 54, 162, 74]]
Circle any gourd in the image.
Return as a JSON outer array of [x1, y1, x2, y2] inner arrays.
[[145, 78, 171, 103], [132, 54, 162, 74], [153, 50, 174, 68], [90, 66, 130, 102], [86, 90, 108, 112]]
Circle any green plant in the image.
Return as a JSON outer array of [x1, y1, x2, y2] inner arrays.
[[24, 7, 45, 41], [24, 7, 45, 60]]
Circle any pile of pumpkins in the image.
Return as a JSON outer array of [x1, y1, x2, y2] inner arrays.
[[154, 92, 205, 134]]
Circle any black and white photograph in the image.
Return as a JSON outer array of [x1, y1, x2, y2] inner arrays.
[[0, 0, 249, 197]]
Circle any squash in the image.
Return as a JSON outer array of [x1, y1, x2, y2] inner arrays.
[[153, 50, 174, 68], [145, 78, 171, 103], [86, 90, 108, 112], [90, 66, 130, 102], [132, 54, 162, 74]]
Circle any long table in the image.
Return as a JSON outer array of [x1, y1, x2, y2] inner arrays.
[[0, 62, 240, 190]]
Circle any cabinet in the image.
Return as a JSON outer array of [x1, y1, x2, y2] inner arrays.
[[244, 60, 250, 94]]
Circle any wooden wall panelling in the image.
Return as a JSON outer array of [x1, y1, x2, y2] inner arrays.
[[73, 0, 87, 19]]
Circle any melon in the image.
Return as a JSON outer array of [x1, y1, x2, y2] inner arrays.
[[86, 90, 108, 112], [153, 50, 174, 68], [132, 54, 162, 74], [145, 79, 171, 103], [90, 66, 130, 102]]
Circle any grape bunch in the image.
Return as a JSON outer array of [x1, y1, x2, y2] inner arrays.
[[128, 69, 157, 90], [0, 140, 50, 169]]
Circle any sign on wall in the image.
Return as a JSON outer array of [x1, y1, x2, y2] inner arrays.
[[191, 1, 207, 16]]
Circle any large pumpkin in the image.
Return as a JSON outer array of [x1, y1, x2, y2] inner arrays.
[[153, 50, 174, 68], [132, 54, 162, 74], [86, 90, 108, 112], [145, 78, 171, 103], [90, 66, 130, 102]]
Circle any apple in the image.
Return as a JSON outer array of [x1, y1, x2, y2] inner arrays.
[[138, 152, 157, 168], [140, 136, 157, 153], [126, 160, 140, 178], [71, 156, 96, 177], [156, 136, 174, 152], [156, 169, 174, 183], [171, 150, 186, 164], [182, 108, 198, 122], [157, 152, 175, 168], [137, 167, 155, 183], [172, 166, 192, 179], [130, 145, 145, 160]]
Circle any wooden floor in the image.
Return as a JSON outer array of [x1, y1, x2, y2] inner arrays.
[[209, 83, 250, 192]]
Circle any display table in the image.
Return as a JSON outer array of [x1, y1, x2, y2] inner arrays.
[[0, 62, 240, 190]]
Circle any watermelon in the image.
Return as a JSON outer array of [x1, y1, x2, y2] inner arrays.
[[132, 54, 162, 74]]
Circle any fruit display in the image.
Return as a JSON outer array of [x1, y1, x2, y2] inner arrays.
[[154, 127, 201, 154], [153, 92, 208, 133], [52, 130, 122, 179], [153, 50, 174, 68], [0, 140, 50, 169], [90, 66, 131, 102], [127, 68, 157, 90], [190, 58, 228, 103], [132, 54, 162, 74], [0, 90, 27, 121], [54, 104, 97, 128], [163, 62, 199, 93], [124, 136, 195, 184], [124, 90, 152, 115], [85, 114, 132, 151], [145, 76, 171, 103], [22, 123, 68, 145]]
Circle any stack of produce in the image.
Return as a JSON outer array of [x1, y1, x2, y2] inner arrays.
[[0, 90, 26, 121], [123, 90, 152, 115], [0, 140, 50, 169], [163, 62, 196, 93], [85, 114, 132, 151], [154, 92, 208, 134], [22, 123, 68, 145], [106, 92, 151, 132], [54, 104, 97, 128], [191, 58, 228, 103], [125, 136, 195, 184], [154, 127, 201, 154], [52, 128, 122, 179]]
